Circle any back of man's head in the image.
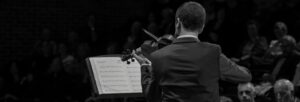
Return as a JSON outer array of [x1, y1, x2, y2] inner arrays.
[[175, 1, 206, 33]]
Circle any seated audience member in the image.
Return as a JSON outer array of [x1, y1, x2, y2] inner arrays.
[[293, 63, 300, 86], [274, 79, 300, 102], [232, 20, 268, 67], [267, 22, 300, 81], [159, 8, 174, 35], [293, 63, 300, 98], [146, 12, 159, 35], [238, 83, 256, 102], [220, 96, 233, 102], [123, 21, 142, 50], [256, 73, 273, 95], [268, 21, 296, 57], [255, 73, 275, 102]]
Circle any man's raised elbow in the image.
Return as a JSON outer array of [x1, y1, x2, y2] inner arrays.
[[244, 73, 252, 82]]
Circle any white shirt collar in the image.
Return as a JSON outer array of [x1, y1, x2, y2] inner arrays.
[[177, 35, 198, 39]]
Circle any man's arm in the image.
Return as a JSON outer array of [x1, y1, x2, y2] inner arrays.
[[140, 65, 161, 102], [132, 52, 161, 102], [220, 53, 252, 83]]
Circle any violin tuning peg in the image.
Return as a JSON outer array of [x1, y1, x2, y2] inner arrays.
[[131, 58, 135, 62], [127, 61, 130, 64]]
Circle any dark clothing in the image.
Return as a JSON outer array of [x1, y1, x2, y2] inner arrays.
[[275, 53, 300, 80], [144, 37, 251, 102]]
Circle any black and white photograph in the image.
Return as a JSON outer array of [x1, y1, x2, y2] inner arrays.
[[0, 0, 300, 102]]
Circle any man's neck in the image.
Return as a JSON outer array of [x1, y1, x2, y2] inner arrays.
[[177, 31, 198, 39]]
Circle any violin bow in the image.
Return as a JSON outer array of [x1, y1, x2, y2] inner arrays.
[[142, 29, 159, 42]]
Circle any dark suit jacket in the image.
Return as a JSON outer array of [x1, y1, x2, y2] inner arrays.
[[142, 37, 251, 102]]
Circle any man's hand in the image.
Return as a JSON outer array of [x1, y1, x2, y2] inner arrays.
[[132, 50, 151, 64], [132, 49, 152, 72]]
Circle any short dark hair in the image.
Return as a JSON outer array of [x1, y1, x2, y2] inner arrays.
[[175, 1, 206, 32]]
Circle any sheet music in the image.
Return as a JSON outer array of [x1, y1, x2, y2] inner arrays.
[[89, 57, 142, 95], [126, 60, 142, 93]]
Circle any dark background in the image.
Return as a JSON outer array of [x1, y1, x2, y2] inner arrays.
[[0, 0, 299, 64], [0, 0, 299, 101]]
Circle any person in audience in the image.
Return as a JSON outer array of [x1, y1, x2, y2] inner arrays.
[[232, 20, 268, 67], [31, 29, 57, 101], [33, 28, 57, 57], [123, 21, 142, 50], [274, 79, 300, 102], [293, 63, 300, 86], [106, 41, 119, 54], [293, 63, 300, 99], [159, 8, 174, 35], [0, 61, 21, 102], [146, 12, 159, 35], [238, 83, 256, 102], [220, 96, 233, 102], [267, 22, 300, 81], [255, 73, 275, 102], [268, 21, 296, 57]]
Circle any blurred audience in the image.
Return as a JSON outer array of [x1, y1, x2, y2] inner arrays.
[[274, 79, 300, 102], [159, 8, 174, 35], [123, 21, 142, 50], [293, 63, 300, 86], [146, 12, 159, 35], [220, 96, 233, 102], [268, 22, 300, 81], [2, 0, 300, 102], [232, 20, 268, 67], [268, 22, 296, 57]]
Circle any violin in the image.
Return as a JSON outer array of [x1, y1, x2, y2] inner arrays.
[[121, 29, 175, 62]]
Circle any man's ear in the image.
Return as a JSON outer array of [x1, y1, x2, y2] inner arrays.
[[175, 18, 181, 28], [198, 24, 205, 34], [174, 18, 181, 37]]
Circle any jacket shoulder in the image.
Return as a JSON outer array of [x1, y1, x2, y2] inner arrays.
[[200, 42, 221, 51]]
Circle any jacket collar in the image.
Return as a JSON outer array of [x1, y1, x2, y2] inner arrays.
[[172, 37, 200, 44]]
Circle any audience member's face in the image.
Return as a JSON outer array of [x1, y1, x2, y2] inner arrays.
[[68, 31, 78, 43], [161, 8, 173, 21], [274, 90, 293, 102], [77, 43, 89, 59], [130, 21, 141, 36], [247, 24, 258, 41], [42, 28, 51, 41], [274, 79, 295, 102], [274, 24, 287, 39], [88, 15, 95, 27], [58, 43, 67, 56], [42, 42, 52, 57], [238, 85, 255, 102], [148, 13, 156, 23]]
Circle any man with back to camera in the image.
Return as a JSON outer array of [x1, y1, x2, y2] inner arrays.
[[132, 1, 252, 102]]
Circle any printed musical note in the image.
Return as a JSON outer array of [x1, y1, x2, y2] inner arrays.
[[88, 57, 142, 95]]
